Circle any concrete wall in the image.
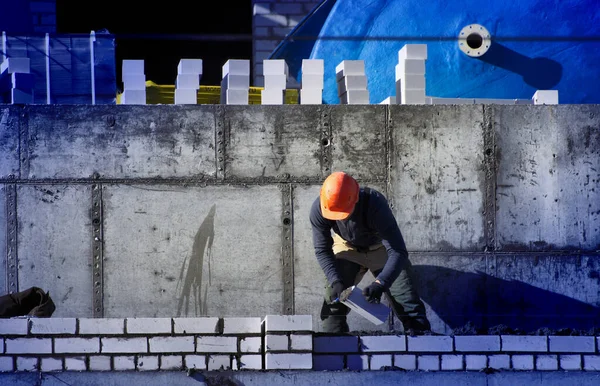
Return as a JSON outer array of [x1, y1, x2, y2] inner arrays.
[[0, 104, 599, 334]]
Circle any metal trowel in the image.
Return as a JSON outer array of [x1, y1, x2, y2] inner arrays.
[[337, 285, 390, 325]]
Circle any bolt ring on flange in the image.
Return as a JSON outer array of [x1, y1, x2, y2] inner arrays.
[[458, 24, 491, 57]]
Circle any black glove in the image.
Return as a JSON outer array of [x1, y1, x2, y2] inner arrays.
[[363, 281, 385, 303], [330, 281, 345, 303]]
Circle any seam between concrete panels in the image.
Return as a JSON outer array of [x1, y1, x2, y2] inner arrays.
[[215, 105, 226, 180], [280, 183, 294, 315], [320, 106, 332, 176], [91, 182, 104, 317], [5, 183, 18, 294]]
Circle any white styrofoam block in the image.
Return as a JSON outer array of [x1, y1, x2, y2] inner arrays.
[[6, 338, 52, 354], [149, 336, 195, 353], [454, 336, 500, 352], [465, 355, 487, 370], [174, 88, 197, 105], [337, 74, 368, 95], [536, 355, 558, 370], [160, 355, 183, 370], [401, 74, 426, 89], [222, 59, 250, 77], [300, 74, 323, 89], [223, 317, 262, 334], [264, 74, 288, 90], [16, 357, 37, 372], [137, 355, 159, 371], [126, 318, 171, 334], [266, 334, 289, 351], [263, 59, 289, 76], [221, 74, 249, 90], [1, 58, 31, 74], [441, 354, 463, 370], [290, 334, 313, 351], [122, 74, 146, 90], [31, 318, 76, 334], [401, 88, 426, 105], [121, 90, 146, 105], [395, 60, 425, 77], [54, 337, 100, 354], [302, 59, 324, 74], [79, 318, 125, 335], [122, 60, 144, 75], [488, 354, 510, 369], [265, 353, 312, 369], [501, 336, 547, 352], [185, 355, 207, 370], [533, 90, 559, 104], [512, 354, 534, 370], [178, 59, 203, 75], [417, 355, 440, 371], [40, 358, 63, 372], [89, 356, 111, 371], [11, 72, 35, 91], [173, 317, 219, 334], [11, 89, 33, 104], [299, 88, 322, 105], [221, 89, 248, 105], [559, 354, 582, 370], [335, 60, 365, 80], [176, 73, 201, 89], [407, 336, 453, 352], [197, 336, 238, 353], [114, 356, 136, 370], [340, 89, 370, 104], [64, 357, 87, 371], [398, 44, 428, 61], [101, 337, 148, 353], [261, 88, 285, 105]]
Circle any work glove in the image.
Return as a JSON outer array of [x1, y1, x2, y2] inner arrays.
[[362, 281, 385, 304], [330, 281, 345, 303]]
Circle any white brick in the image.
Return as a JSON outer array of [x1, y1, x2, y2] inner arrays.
[[302, 59, 324, 74], [502, 336, 547, 352], [160, 355, 182, 370], [137, 355, 159, 371], [266, 334, 289, 351], [0, 357, 13, 372], [398, 44, 428, 61], [237, 354, 262, 370], [6, 338, 51, 354], [16, 357, 37, 371], [335, 60, 365, 80], [584, 355, 600, 370], [185, 355, 206, 370], [122, 73, 146, 90], [31, 318, 76, 334], [114, 355, 136, 370], [64, 356, 87, 371], [89, 356, 111, 371], [395, 60, 425, 77], [455, 336, 500, 352], [126, 318, 171, 334], [261, 88, 285, 104], [549, 336, 595, 352], [79, 318, 125, 335], [0, 318, 28, 335], [394, 354, 416, 370], [177, 59, 203, 75], [401, 88, 426, 105], [266, 353, 312, 369], [512, 354, 534, 370], [533, 90, 558, 105], [197, 336, 237, 353], [121, 90, 146, 105], [176, 73, 201, 89], [173, 317, 219, 334], [221, 74, 250, 90], [536, 354, 558, 370], [417, 355, 440, 371], [223, 317, 262, 334], [223, 60, 250, 77], [340, 90, 370, 104], [263, 59, 289, 76], [0, 58, 30, 74], [337, 75, 368, 95], [122, 60, 144, 74], [41, 357, 62, 372], [299, 88, 322, 105], [559, 354, 582, 370], [407, 336, 453, 352], [488, 354, 510, 369], [149, 336, 194, 353], [370, 354, 392, 370], [208, 355, 231, 370], [264, 74, 288, 89], [465, 355, 487, 370], [441, 354, 463, 370], [291, 334, 312, 351], [240, 337, 262, 353], [101, 337, 147, 353], [174, 88, 197, 104], [55, 337, 100, 353]]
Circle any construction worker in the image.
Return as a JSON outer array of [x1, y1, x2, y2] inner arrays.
[[309, 171, 431, 334]]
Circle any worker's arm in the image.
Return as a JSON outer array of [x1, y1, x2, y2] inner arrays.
[[370, 194, 409, 288], [309, 198, 340, 285]]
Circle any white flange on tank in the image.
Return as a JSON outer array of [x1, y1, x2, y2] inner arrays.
[[458, 24, 492, 57]]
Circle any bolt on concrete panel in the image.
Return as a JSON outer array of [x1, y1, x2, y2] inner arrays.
[[25, 105, 216, 179], [0, 185, 7, 293], [495, 105, 600, 252], [329, 105, 388, 180], [222, 105, 322, 180], [16, 185, 93, 317], [0, 107, 20, 179], [389, 105, 486, 252], [102, 184, 284, 318]]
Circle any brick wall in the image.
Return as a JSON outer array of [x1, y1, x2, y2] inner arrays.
[[1, 315, 600, 372], [252, 0, 321, 88], [30, 1, 56, 33]]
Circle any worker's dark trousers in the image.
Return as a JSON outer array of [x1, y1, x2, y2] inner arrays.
[[320, 234, 430, 333]]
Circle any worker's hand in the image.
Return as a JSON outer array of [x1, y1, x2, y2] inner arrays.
[[330, 281, 345, 303], [363, 281, 385, 304]]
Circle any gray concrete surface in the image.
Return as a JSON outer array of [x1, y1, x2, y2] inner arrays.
[[0, 104, 598, 333], [2, 370, 600, 386]]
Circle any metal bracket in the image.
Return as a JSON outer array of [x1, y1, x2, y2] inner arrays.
[[5, 184, 18, 294], [215, 105, 226, 180], [280, 184, 294, 315], [91, 183, 104, 317]]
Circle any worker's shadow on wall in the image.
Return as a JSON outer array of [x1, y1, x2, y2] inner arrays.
[[413, 265, 600, 333]]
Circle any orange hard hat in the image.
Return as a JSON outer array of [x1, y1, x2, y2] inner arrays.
[[320, 171, 360, 220]]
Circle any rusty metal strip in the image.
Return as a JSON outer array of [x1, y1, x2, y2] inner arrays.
[[320, 106, 332, 176], [482, 105, 496, 252], [280, 184, 294, 314], [5, 184, 18, 294], [215, 105, 226, 180], [91, 183, 104, 317]]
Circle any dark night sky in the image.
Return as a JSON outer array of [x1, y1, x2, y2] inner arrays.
[[55, 1, 253, 88]]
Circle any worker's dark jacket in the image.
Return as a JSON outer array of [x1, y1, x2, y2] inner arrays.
[[309, 187, 409, 289]]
